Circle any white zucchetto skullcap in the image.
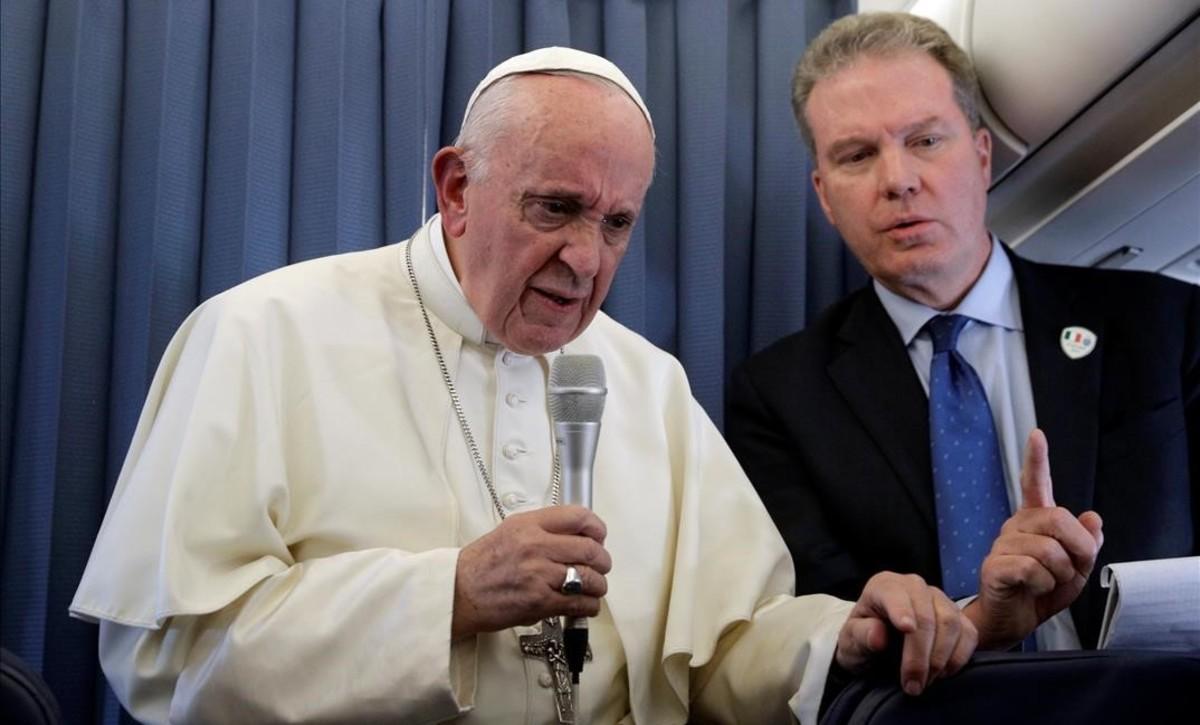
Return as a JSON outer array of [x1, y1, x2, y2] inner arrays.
[[460, 46, 655, 140]]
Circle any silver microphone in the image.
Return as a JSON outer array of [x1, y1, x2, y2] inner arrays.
[[547, 354, 606, 688], [548, 354, 607, 510]]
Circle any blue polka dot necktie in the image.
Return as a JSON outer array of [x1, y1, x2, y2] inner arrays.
[[926, 314, 1011, 599]]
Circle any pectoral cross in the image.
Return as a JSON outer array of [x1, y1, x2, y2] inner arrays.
[[519, 617, 577, 724]]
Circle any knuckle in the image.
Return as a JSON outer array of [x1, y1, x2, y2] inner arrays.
[[1049, 506, 1073, 528], [1007, 552, 1031, 573], [914, 610, 936, 631], [1031, 536, 1059, 562], [575, 507, 598, 527], [508, 510, 538, 531], [569, 597, 600, 618], [1041, 556, 1064, 580], [1055, 563, 1077, 584], [592, 546, 613, 574], [581, 540, 603, 567], [929, 650, 949, 671], [868, 571, 893, 587], [1014, 558, 1040, 583], [936, 607, 960, 630]]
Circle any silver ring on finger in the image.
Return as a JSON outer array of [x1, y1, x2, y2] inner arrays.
[[561, 565, 583, 595]]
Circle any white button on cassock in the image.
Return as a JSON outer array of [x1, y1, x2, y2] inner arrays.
[[505, 392, 525, 408], [501, 492, 527, 509], [501, 443, 525, 460]]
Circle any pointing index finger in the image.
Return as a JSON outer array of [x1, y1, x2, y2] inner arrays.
[[1020, 428, 1054, 509]]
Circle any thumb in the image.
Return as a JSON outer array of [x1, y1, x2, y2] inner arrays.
[[1020, 428, 1054, 508], [1080, 510, 1104, 548], [837, 617, 889, 673]]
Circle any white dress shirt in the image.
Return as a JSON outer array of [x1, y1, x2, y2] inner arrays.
[[874, 236, 1081, 650]]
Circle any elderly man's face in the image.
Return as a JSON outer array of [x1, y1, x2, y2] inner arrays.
[[807, 51, 993, 310], [436, 75, 654, 354]]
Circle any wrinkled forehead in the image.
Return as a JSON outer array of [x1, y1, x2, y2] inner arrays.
[[484, 75, 655, 190], [516, 85, 655, 194]]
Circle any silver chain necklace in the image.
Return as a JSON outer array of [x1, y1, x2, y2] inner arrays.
[[406, 240, 579, 724], [405, 241, 561, 519]]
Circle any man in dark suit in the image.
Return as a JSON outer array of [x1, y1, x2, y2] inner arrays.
[[727, 12, 1197, 651]]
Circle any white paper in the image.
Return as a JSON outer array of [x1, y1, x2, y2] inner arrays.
[[1098, 556, 1200, 651]]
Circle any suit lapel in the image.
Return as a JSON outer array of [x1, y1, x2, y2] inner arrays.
[[1010, 250, 1102, 516], [1010, 249, 1105, 646], [828, 288, 937, 533]]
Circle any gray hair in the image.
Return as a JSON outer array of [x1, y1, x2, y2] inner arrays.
[[792, 12, 983, 155], [454, 70, 631, 182]]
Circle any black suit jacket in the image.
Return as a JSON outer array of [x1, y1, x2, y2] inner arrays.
[[726, 249, 1200, 648]]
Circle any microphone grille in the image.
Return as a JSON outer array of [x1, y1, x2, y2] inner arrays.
[[548, 354, 607, 423]]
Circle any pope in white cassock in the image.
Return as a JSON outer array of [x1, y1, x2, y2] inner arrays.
[[71, 48, 981, 724]]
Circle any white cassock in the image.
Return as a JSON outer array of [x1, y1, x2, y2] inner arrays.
[[71, 216, 853, 724]]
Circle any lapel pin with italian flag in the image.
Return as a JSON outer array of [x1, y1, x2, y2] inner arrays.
[[1060, 326, 1097, 360]]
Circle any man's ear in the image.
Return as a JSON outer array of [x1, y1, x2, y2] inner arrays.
[[432, 147, 469, 237], [974, 127, 993, 188]]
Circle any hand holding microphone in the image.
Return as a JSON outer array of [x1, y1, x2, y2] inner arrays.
[[548, 354, 607, 686]]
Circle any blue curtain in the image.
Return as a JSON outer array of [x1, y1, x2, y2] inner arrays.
[[0, 1, 859, 721]]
